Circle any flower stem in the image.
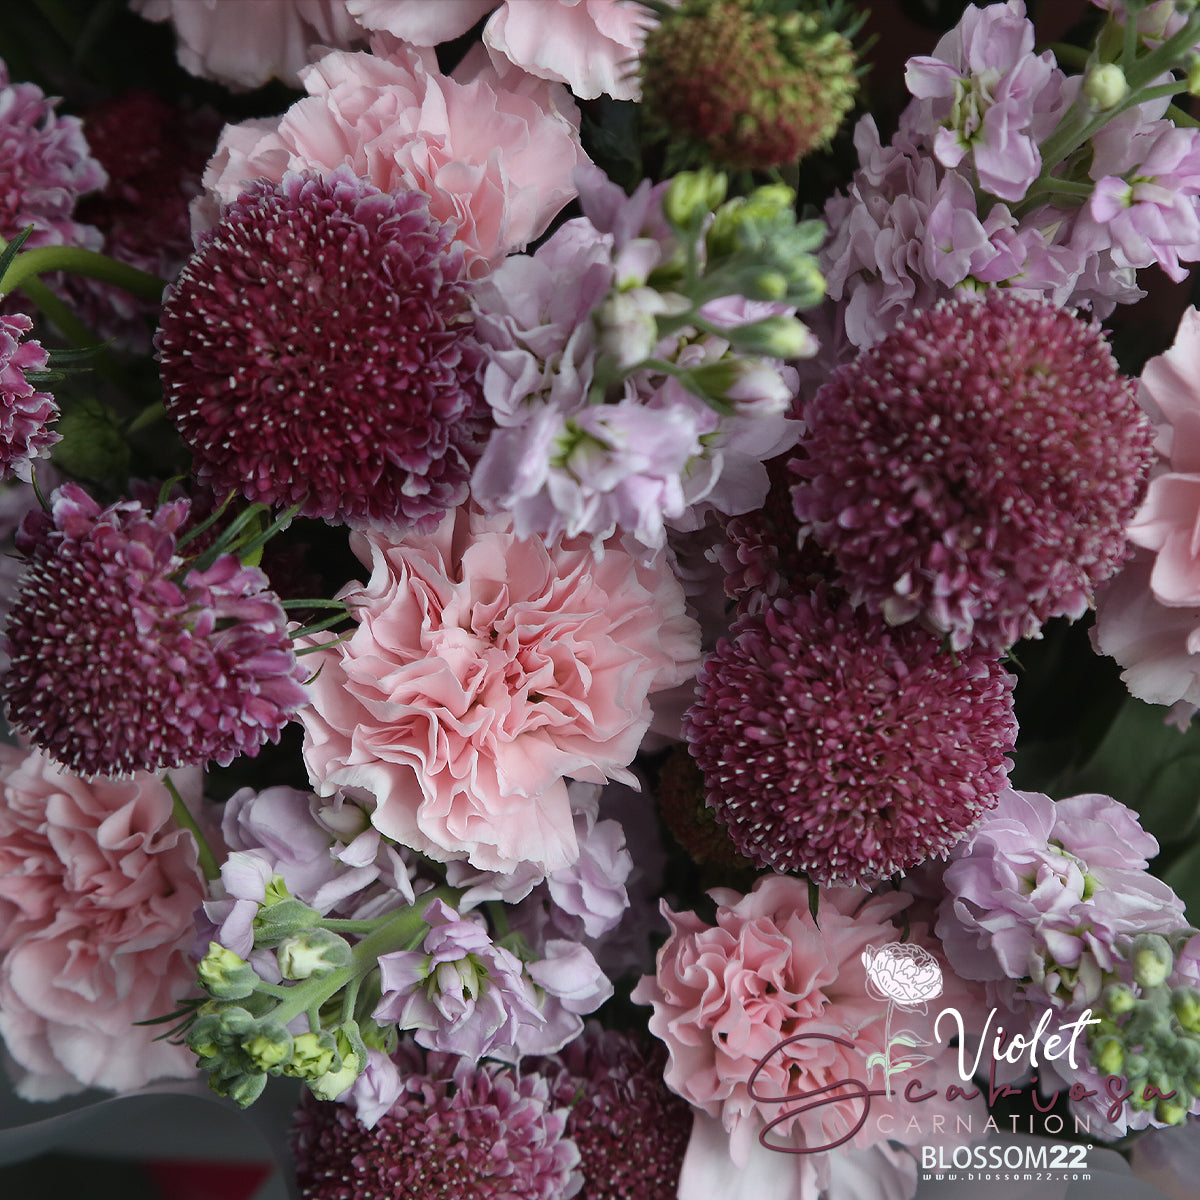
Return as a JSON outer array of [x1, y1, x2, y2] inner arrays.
[[267, 887, 461, 1029], [163, 773, 220, 881], [0, 245, 166, 302]]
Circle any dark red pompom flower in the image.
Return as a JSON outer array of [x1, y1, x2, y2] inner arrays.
[[156, 167, 488, 528], [685, 587, 1017, 884]]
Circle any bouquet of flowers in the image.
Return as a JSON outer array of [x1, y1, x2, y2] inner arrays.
[[0, 1, 1198, 1197]]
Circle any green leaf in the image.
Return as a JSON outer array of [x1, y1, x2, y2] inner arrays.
[[1164, 841, 1200, 924], [1062, 697, 1200, 845], [888, 1033, 920, 1048]]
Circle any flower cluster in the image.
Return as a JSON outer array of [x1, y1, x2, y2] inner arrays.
[[0, 3, 1197, 1197]]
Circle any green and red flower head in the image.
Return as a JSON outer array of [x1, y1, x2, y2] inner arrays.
[[640, 0, 860, 170]]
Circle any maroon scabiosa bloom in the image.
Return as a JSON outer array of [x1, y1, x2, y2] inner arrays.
[[292, 1051, 579, 1200], [790, 291, 1156, 652], [684, 587, 1017, 884], [156, 167, 488, 529], [538, 1025, 691, 1200], [2, 484, 307, 777], [0, 313, 58, 481]]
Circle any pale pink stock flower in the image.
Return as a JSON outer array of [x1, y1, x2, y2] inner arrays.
[[348, 0, 656, 100], [0, 747, 204, 1099], [198, 40, 588, 274], [298, 505, 701, 875], [131, 0, 367, 89]]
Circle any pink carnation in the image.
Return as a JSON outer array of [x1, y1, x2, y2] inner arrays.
[[0, 747, 204, 1099], [130, 0, 367, 89], [1095, 307, 1200, 717], [298, 505, 701, 874], [632, 877, 983, 1196], [198, 41, 587, 275], [348, 0, 656, 100]]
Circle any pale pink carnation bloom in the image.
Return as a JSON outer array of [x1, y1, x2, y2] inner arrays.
[[349, 0, 656, 100], [298, 505, 701, 874], [632, 876, 984, 1189], [0, 747, 204, 1099], [1095, 307, 1200, 716], [131, 0, 367, 89], [198, 40, 587, 275]]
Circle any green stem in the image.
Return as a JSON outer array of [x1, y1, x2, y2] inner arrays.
[[268, 887, 462, 1029], [127, 402, 166, 435], [0, 245, 165, 302], [163, 773, 220, 882]]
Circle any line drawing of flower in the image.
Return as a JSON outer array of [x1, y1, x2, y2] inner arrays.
[[861, 941, 944, 1095]]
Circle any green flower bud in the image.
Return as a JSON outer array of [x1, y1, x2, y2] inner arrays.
[[224, 1071, 268, 1108], [1091, 1035, 1124, 1077], [1172, 986, 1200, 1034], [289, 1031, 337, 1081], [1102, 981, 1138, 1018], [725, 314, 815, 359], [1084, 63, 1130, 110], [1157, 1096, 1190, 1126], [277, 929, 352, 980], [253, 897, 323, 944], [747, 270, 789, 302], [243, 1022, 294, 1073], [1131, 934, 1175, 989], [662, 168, 727, 232], [308, 1024, 366, 1102], [197, 942, 259, 1000]]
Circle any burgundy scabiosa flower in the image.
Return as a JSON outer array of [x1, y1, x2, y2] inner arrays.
[[0, 313, 58, 481], [538, 1025, 691, 1200], [156, 167, 487, 529], [2, 484, 308, 777], [292, 1049, 580, 1200], [791, 291, 1155, 651], [684, 587, 1017, 884]]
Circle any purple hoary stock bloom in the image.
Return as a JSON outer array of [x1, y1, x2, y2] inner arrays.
[[471, 167, 804, 555], [934, 788, 1187, 1012], [374, 898, 611, 1062], [902, 0, 1071, 202], [1081, 115, 1200, 283]]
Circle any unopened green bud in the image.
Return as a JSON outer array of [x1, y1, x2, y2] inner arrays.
[[1084, 63, 1129, 110], [225, 1071, 268, 1108], [290, 1031, 337, 1081], [308, 1024, 367, 1102], [254, 896, 323, 943], [662, 169, 727, 232], [1157, 1096, 1190, 1126], [1131, 934, 1174, 989], [1172, 986, 1200, 1033], [1091, 1035, 1124, 1077], [726, 314, 814, 359], [197, 942, 258, 1000], [277, 929, 352, 980], [243, 1022, 294, 1072], [748, 270, 789, 301], [1102, 981, 1138, 1018], [685, 358, 747, 405]]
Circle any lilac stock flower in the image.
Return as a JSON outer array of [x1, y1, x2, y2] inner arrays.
[[936, 789, 1187, 1010], [902, 0, 1072, 202], [375, 898, 544, 1061], [1083, 118, 1200, 283]]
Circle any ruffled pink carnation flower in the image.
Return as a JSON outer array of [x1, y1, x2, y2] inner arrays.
[[348, 0, 657, 100], [130, 0, 367, 89], [198, 40, 587, 275], [0, 746, 203, 1099], [632, 876, 982, 1197], [298, 505, 701, 874], [1094, 307, 1200, 719]]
